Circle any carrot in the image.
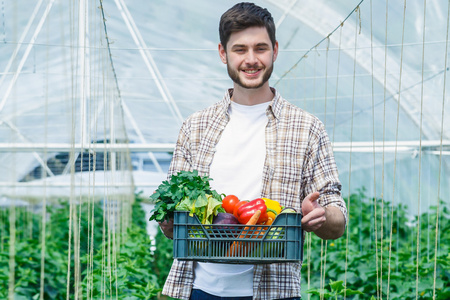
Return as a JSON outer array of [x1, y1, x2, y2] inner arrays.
[[226, 210, 262, 257], [265, 216, 274, 226]]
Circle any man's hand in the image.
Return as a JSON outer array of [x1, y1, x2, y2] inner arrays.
[[301, 192, 325, 232], [301, 191, 345, 240], [158, 218, 174, 240]]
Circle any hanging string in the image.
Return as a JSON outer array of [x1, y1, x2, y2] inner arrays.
[[98, 0, 122, 296], [306, 232, 312, 300], [7, 169, 16, 297], [303, 56, 312, 300], [368, 0, 380, 297], [433, 1, 449, 297], [101, 170, 107, 299], [7, 181, 16, 299], [387, 0, 407, 298], [103, 99, 110, 297], [319, 36, 331, 300], [332, 25, 343, 146], [344, 6, 360, 298], [319, 238, 325, 300], [38, 6, 51, 298], [415, 1, 427, 299], [86, 1, 96, 297], [329, 22, 342, 300], [323, 37, 330, 128], [6, 1, 19, 298], [99, 0, 122, 100], [97, 2, 135, 295], [302, 58, 307, 109], [312, 50, 317, 115], [75, 1, 93, 297], [380, 0, 390, 297], [66, 0, 77, 298]]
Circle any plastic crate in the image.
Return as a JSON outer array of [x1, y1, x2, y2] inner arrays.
[[173, 211, 303, 264]]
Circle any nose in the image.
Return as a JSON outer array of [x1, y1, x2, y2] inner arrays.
[[244, 49, 258, 65]]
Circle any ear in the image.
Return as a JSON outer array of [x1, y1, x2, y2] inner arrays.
[[218, 43, 227, 64], [272, 40, 279, 62]]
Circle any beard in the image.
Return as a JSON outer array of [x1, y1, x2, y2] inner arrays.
[[227, 63, 274, 89]]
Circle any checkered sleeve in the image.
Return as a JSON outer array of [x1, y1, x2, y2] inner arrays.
[[307, 118, 348, 224], [168, 118, 194, 178]]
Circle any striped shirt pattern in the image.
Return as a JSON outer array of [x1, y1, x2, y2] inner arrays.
[[162, 89, 347, 300]]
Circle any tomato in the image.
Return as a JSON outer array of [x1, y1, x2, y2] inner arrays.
[[221, 195, 240, 214], [233, 200, 249, 219]]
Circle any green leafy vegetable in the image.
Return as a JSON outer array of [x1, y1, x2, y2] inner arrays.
[[175, 194, 224, 224], [149, 170, 223, 222]]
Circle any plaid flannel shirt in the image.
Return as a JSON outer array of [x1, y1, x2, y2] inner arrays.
[[162, 89, 347, 300]]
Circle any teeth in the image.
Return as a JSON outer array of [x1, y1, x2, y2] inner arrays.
[[245, 70, 258, 74]]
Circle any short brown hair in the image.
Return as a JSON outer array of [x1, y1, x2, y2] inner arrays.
[[219, 2, 276, 50]]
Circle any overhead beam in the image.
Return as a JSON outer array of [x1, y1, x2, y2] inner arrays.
[[0, 0, 56, 112], [0, 182, 157, 187], [0, 141, 449, 154], [0, 143, 175, 152], [0, 0, 44, 89], [114, 0, 184, 125]]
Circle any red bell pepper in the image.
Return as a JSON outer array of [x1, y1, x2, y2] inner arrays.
[[233, 200, 249, 219], [236, 198, 268, 224]]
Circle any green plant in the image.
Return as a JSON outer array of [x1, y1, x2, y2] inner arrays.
[[301, 188, 450, 299], [3, 188, 447, 299], [307, 280, 364, 299], [149, 170, 222, 222], [0, 196, 163, 299]]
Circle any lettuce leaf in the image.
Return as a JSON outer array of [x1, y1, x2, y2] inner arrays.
[[175, 193, 224, 224], [149, 170, 222, 222]]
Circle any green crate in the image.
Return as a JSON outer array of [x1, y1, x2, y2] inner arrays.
[[173, 211, 303, 264]]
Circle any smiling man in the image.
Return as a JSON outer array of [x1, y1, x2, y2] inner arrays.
[[159, 2, 347, 299], [220, 26, 277, 92]]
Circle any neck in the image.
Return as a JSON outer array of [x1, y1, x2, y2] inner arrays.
[[231, 83, 274, 105]]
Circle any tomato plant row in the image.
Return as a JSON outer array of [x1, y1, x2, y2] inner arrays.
[[0, 195, 172, 299]]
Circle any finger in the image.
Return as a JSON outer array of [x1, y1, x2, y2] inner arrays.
[[305, 191, 320, 203], [302, 214, 326, 232], [301, 207, 325, 223], [301, 206, 325, 231], [302, 220, 325, 232]]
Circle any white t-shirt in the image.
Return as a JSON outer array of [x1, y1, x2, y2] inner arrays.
[[192, 100, 269, 297]]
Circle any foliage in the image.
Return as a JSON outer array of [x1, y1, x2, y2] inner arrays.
[[0, 196, 164, 299], [175, 193, 225, 224], [302, 188, 450, 299], [78, 196, 161, 299], [1, 188, 448, 299], [306, 280, 364, 299], [149, 170, 222, 222]]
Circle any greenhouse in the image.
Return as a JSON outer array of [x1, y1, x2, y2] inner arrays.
[[0, 0, 449, 299]]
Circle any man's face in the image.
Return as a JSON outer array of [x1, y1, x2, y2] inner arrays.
[[219, 26, 278, 90]]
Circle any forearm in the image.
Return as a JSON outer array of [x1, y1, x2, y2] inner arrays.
[[158, 218, 174, 240], [313, 206, 346, 240]]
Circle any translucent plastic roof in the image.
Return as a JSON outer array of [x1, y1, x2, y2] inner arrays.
[[0, 0, 449, 211]]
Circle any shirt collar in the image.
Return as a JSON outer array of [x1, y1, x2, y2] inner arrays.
[[220, 88, 283, 120]]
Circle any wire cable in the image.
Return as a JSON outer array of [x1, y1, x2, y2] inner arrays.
[[274, 0, 365, 87]]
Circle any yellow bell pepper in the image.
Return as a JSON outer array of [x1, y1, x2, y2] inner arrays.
[[262, 198, 282, 220]]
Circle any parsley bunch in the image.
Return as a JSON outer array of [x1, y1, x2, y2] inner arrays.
[[149, 170, 221, 222]]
